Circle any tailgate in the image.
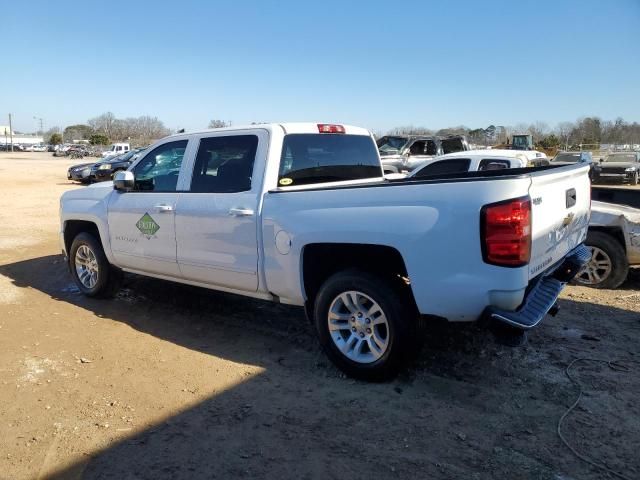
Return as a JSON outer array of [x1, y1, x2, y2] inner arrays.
[[528, 164, 591, 280]]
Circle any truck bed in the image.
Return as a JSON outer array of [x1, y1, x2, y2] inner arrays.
[[591, 186, 640, 210]]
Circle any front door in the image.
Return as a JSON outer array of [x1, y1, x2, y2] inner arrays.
[[175, 131, 265, 292], [108, 139, 189, 277]]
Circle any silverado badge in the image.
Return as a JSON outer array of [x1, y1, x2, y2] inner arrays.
[[136, 213, 160, 238]]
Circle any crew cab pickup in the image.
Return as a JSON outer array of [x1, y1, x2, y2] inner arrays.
[[60, 123, 591, 380]]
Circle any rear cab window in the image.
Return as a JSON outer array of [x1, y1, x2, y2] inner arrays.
[[278, 134, 382, 186], [413, 158, 471, 178], [479, 159, 510, 171]]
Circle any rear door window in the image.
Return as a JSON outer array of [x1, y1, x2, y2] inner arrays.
[[441, 137, 466, 154], [279, 134, 381, 186], [409, 141, 426, 155], [190, 135, 258, 193]]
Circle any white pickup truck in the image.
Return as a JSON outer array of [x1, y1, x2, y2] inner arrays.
[[60, 123, 591, 380]]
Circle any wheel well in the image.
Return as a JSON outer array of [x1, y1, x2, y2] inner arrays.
[[301, 243, 415, 317], [588, 227, 626, 252], [63, 220, 101, 255]]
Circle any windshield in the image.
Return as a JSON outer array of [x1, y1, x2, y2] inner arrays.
[[512, 136, 531, 149], [103, 153, 126, 163], [376, 136, 408, 154], [602, 153, 636, 163], [602, 154, 636, 163], [118, 150, 138, 161], [552, 153, 581, 163]]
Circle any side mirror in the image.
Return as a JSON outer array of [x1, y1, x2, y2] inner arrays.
[[113, 170, 135, 192]]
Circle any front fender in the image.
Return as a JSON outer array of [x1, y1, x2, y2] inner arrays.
[[60, 189, 115, 264]]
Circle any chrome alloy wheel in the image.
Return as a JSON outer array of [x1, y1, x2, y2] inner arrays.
[[576, 246, 612, 285], [75, 245, 99, 289], [327, 291, 390, 364]]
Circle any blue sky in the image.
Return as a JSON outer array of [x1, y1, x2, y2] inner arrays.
[[1, 0, 639, 133]]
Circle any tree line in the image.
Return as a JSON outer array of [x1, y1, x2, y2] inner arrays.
[[384, 116, 640, 149], [43, 114, 639, 150], [44, 112, 172, 146]]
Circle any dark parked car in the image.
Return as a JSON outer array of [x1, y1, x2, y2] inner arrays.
[[0, 144, 25, 152], [90, 148, 145, 182], [597, 152, 640, 185], [67, 162, 96, 183], [550, 151, 601, 182]]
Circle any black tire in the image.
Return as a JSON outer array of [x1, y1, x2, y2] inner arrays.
[[313, 270, 420, 381], [69, 232, 122, 298], [574, 231, 629, 289]]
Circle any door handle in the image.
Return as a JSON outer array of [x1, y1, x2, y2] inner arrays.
[[154, 204, 174, 213], [228, 207, 254, 217]]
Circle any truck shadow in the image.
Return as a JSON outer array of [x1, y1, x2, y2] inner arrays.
[[1, 255, 639, 479]]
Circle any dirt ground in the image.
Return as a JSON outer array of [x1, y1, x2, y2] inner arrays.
[[0, 152, 639, 480]]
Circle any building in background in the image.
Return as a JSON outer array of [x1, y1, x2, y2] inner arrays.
[[0, 126, 43, 146]]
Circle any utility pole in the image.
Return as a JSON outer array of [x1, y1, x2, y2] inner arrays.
[[8, 113, 13, 152], [33, 116, 44, 135]]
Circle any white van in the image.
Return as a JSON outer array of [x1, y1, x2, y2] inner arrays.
[[102, 143, 130, 158]]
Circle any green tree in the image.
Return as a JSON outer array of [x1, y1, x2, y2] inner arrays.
[[64, 124, 94, 141], [208, 119, 229, 129], [538, 134, 560, 149], [49, 133, 63, 145], [43, 127, 61, 144], [89, 134, 109, 145]]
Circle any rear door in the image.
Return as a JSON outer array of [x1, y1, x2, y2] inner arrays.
[[528, 164, 591, 279], [174, 130, 267, 292]]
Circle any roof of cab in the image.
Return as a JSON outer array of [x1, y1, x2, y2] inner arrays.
[[439, 149, 528, 159], [165, 123, 372, 140]]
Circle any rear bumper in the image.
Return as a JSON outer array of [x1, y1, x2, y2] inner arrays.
[[484, 244, 591, 330]]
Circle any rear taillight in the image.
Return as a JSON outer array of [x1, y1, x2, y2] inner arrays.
[[481, 197, 531, 267], [317, 124, 345, 134]]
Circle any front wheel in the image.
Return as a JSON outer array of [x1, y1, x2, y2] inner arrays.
[[69, 232, 122, 297], [313, 270, 420, 381]]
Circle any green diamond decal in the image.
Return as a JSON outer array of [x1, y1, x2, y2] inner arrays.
[[136, 213, 160, 237]]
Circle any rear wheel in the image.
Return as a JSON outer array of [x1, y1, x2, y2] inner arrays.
[[313, 270, 420, 381], [574, 231, 628, 289], [69, 232, 122, 297]]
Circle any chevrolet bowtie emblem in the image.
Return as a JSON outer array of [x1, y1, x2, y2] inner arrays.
[[562, 212, 575, 226]]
